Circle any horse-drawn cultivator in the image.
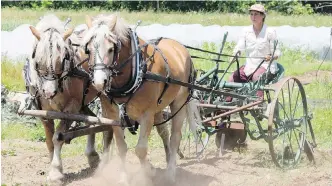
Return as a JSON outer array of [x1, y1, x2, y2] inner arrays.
[[17, 14, 317, 183], [167, 31, 316, 168]]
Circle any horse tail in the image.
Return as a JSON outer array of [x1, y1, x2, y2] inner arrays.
[[185, 91, 202, 141], [184, 56, 202, 139]]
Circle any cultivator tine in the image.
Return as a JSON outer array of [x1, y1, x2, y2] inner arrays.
[[219, 133, 226, 157]]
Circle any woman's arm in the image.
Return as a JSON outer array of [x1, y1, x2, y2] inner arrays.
[[268, 28, 282, 60], [233, 28, 246, 55]]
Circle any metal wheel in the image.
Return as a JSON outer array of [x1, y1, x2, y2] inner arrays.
[[268, 77, 316, 168]]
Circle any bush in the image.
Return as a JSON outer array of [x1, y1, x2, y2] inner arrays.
[[1, 0, 316, 15]]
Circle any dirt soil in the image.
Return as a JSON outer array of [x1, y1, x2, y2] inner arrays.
[[1, 139, 332, 186]]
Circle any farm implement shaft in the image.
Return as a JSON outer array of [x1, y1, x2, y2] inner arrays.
[[198, 103, 238, 110], [144, 72, 247, 100], [18, 110, 121, 126], [202, 100, 263, 123], [57, 125, 113, 144], [197, 103, 263, 111]]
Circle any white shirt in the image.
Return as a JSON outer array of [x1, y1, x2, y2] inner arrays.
[[233, 24, 282, 76]]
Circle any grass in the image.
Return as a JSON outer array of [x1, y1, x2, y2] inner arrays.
[[1, 122, 45, 142], [1, 7, 332, 31], [306, 78, 332, 100], [1, 57, 25, 91], [311, 106, 332, 148], [1, 149, 17, 157]]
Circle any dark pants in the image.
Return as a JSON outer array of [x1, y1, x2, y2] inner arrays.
[[226, 65, 266, 102]]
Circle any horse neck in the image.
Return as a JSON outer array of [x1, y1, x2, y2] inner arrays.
[[111, 40, 132, 88]]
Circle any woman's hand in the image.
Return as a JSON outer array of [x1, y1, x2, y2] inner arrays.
[[265, 55, 278, 62], [229, 51, 241, 63]]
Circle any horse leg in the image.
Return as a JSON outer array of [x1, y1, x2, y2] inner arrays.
[[41, 119, 55, 161], [112, 126, 129, 184], [97, 125, 115, 169], [136, 112, 155, 177], [85, 131, 100, 169], [155, 112, 170, 163], [101, 128, 114, 160], [167, 101, 187, 182], [47, 119, 70, 183]]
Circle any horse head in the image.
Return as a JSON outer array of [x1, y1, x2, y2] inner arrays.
[[29, 14, 74, 99], [82, 14, 130, 92]]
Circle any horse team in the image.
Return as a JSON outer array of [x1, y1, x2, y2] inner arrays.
[[27, 13, 201, 184]]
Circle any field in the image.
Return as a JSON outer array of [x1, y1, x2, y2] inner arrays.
[[2, 7, 332, 31], [1, 8, 332, 186]]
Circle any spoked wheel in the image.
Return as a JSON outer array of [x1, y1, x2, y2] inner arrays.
[[179, 120, 210, 159], [268, 77, 316, 168]]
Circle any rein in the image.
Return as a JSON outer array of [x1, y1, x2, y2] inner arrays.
[[184, 45, 266, 59]]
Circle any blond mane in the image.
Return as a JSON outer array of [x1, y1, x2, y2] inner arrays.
[[82, 14, 131, 47]]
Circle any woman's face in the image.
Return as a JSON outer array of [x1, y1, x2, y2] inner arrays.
[[250, 10, 264, 25]]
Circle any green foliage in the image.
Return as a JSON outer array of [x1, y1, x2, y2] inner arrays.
[[3, 8, 331, 32], [1, 1, 316, 15]]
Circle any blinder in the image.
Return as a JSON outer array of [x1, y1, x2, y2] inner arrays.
[[84, 42, 90, 55], [85, 36, 122, 77], [34, 47, 72, 81]]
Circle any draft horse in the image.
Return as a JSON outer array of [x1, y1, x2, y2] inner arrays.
[[27, 14, 113, 183], [83, 14, 201, 182]]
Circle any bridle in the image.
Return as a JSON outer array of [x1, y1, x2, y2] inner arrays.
[[84, 25, 122, 79], [32, 28, 74, 93]]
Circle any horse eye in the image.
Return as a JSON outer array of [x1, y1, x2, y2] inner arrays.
[[85, 48, 90, 54], [39, 70, 47, 76], [108, 48, 114, 53]]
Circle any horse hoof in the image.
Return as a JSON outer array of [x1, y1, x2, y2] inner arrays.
[[117, 172, 129, 186], [166, 169, 176, 184], [87, 151, 100, 169], [144, 163, 156, 177], [47, 169, 64, 185]]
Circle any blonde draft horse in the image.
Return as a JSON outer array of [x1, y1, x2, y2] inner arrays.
[[28, 14, 114, 183], [83, 14, 201, 182]]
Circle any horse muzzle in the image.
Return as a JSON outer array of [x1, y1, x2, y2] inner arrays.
[[43, 89, 57, 99]]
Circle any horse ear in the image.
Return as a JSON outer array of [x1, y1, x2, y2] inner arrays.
[[29, 26, 40, 41], [63, 28, 73, 41], [109, 15, 117, 30], [86, 15, 93, 29]]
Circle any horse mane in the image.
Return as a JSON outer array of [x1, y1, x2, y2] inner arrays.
[[35, 14, 65, 33], [83, 14, 131, 47]]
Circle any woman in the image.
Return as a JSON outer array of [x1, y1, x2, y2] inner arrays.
[[227, 4, 282, 101]]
